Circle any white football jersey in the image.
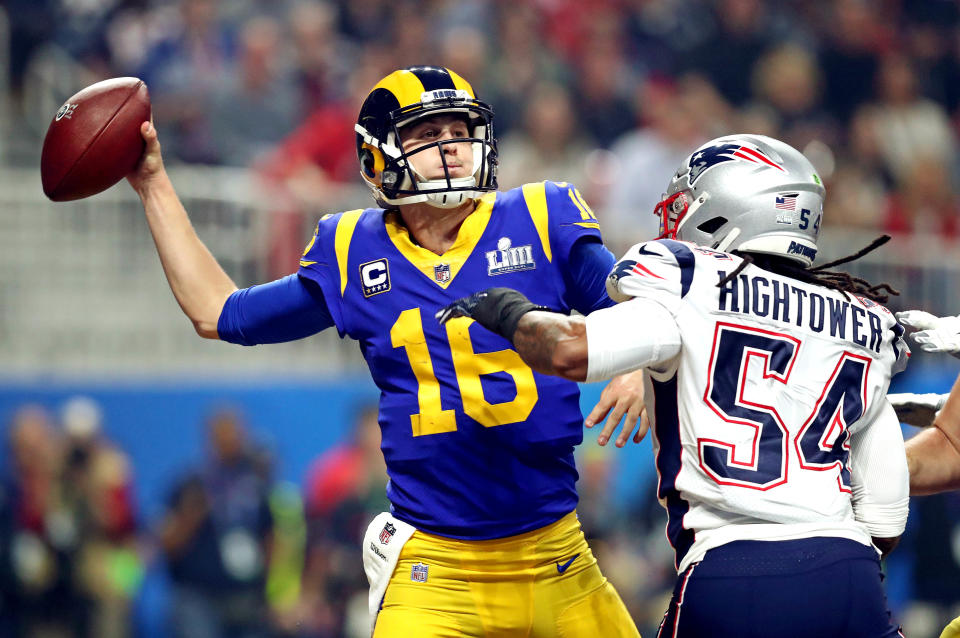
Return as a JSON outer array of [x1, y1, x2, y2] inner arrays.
[[603, 239, 910, 572]]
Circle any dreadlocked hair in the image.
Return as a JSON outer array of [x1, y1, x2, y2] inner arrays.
[[716, 235, 900, 304]]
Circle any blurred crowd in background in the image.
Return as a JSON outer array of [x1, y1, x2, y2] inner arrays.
[[5, 0, 960, 256], [3, 0, 960, 636], [0, 398, 395, 638], [2, 392, 958, 638], [0, 397, 680, 638]]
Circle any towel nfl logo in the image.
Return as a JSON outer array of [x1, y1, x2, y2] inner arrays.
[[411, 562, 429, 582], [379, 522, 396, 545], [434, 263, 451, 284]]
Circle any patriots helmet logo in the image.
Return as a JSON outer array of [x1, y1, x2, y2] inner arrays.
[[687, 142, 785, 185], [608, 259, 638, 286], [434, 263, 451, 284]]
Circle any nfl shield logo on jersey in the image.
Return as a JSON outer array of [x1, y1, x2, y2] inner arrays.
[[379, 522, 396, 545], [411, 562, 429, 582], [434, 263, 451, 284]]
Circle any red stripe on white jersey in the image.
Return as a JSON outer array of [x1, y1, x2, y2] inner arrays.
[[632, 263, 666, 280]]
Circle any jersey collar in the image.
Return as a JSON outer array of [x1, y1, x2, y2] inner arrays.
[[384, 191, 497, 289]]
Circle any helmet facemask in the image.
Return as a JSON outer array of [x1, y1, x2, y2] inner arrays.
[[655, 190, 721, 244], [655, 191, 690, 239]]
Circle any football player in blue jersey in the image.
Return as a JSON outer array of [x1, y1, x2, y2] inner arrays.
[[127, 66, 642, 637]]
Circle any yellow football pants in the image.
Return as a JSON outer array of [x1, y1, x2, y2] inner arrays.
[[941, 616, 960, 638], [373, 510, 640, 638]]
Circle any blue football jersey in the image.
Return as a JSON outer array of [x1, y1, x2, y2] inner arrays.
[[298, 181, 607, 539]]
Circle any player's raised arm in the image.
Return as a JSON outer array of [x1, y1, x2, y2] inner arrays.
[[888, 392, 948, 428], [902, 371, 960, 495], [892, 309, 960, 494], [436, 288, 589, 379], [435, 287, 680, 383], [127, 121, 238, 338]]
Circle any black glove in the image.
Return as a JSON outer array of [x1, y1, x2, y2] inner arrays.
[[435, 288, 549, 342]]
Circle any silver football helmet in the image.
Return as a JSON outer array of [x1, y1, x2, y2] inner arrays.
[[654, 134, 825, 266]]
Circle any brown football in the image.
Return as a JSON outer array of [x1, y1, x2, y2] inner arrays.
[[40, 77, 151, 201]]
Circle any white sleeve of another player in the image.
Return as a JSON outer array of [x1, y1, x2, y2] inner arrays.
[[848, 400, 910, 538], [584, 296, 681, 383]]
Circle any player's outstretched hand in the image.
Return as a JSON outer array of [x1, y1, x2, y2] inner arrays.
[[436, 288, 547, 341], [888, 392, 948, 428], [436, 290, 491, 325], [897, 310, 960, 358], [127, 120, 166, 194], [585, 369, 648, 447]]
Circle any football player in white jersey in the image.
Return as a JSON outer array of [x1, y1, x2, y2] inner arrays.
[[439, 134, 910, 638]]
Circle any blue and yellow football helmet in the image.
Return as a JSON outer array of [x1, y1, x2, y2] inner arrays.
[[354, 66, 498, 209]]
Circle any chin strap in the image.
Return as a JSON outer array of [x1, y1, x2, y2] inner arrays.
[[714, 227, 741, 252], [416, 176, 480, 208]]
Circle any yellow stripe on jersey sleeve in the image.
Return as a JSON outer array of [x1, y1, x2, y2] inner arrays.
[[568, 188, 599, 221], [299, 229, 318, 267], [334, 210, 364, 296], [573, 222, 601, 229], [522, 182, 552, 263], [299, 214, 339, 267], [574, 188, 598, 220]]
